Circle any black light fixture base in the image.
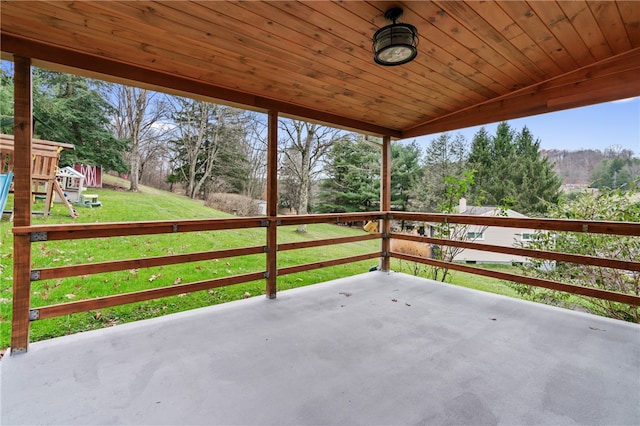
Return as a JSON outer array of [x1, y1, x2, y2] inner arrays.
[[384, 7, 404, 23], [372, 7, 419, 66]]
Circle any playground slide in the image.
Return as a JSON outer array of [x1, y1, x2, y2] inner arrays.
[[0, 171, 13, 215]]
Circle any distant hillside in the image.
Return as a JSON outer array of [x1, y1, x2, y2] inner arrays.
[[542, 147, 637, 186], [541, 149, 604, 185]]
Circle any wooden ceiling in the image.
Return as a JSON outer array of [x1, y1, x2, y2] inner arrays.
[[1, 1, 639, 138]]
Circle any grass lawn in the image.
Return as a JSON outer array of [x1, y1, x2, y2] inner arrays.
[[390, 260, 522, 298]]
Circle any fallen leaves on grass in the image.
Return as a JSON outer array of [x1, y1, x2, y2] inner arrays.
[[173, 277, 183, 285]]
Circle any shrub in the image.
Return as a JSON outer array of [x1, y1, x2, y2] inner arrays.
[[205, 193, 260, 217], [391, 238, 431, 276]]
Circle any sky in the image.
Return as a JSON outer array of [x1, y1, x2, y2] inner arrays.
[[408, 97, 640, 156]]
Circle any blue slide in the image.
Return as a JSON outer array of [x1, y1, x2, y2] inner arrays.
[[0, 171, 13, 216]]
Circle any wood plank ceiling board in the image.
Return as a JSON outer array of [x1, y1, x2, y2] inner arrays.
[[1, 1, 639, 138]]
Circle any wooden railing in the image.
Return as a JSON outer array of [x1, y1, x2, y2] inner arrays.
[[391, 212, 640, 306], [12, 213, 383, 338], [10, 211, 640, 351]]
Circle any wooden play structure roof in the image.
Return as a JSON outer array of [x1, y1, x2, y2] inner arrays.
[[2, 1, 639, 137]]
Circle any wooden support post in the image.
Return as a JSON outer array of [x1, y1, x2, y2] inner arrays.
[[11, 56, 33, 353], [381, 135, 391, 271], [265, 111, 278, 299]]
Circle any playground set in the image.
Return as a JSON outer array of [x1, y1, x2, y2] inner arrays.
[[0, 134, 101, 220]]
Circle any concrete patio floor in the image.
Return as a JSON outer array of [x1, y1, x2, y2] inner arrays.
[[1, 271, 639, 425]]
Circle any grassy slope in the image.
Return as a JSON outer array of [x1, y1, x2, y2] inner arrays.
[[0, 176, 521, 347]]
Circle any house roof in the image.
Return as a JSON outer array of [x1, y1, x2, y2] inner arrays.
[[461, 205, 529, 218], [57, 166, 84, 179], [2, 1, 639, 137]]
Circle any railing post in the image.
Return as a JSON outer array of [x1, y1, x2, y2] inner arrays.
[[380, 135, 391, 271], [265, 111, 278, 298], [11, 56, 33, 353]]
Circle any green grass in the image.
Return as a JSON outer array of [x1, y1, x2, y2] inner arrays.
[[390, 260, 522, 298]]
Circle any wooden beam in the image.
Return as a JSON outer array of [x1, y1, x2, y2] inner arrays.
[[391, 233, 640, 272], [34, 246, 266, 281], [33, 272, 266, 320], [276, 212, 384, 226], [391, 212, 640, 237], [11, 56, 32, 354], [278, 233, 380, 252], [380, 136, 391, 271], [0, 34, 401, 139], [12, 217, 265, 241], [277, 252, 381, 277], [265, 111, 278, 299], [403, 47, 640, 137]]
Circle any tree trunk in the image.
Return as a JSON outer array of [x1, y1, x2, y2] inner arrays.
[[296, 143, 311, 233], [129, 153, 140, 191]]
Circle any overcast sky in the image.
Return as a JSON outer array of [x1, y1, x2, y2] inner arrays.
[[409, 97, 640, 156]]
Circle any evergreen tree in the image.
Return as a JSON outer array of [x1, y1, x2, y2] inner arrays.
[[391, 141, 422, 211], [32, 69, 128, 173], [316, 138, 380, 213], [466, 127, 491, 205], [591, 157, 640, 190], [410, 133, 467, 212], [467, 122, 561, 215], [0, 64, 14, 134]]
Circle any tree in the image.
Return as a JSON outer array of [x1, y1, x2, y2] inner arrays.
[[391, 141, 422, 212], [31, 69, 129, 173], [410, 132, 467, 212], [168, 97, 248, 199], [279, 119, 350, 233], [512, 189, 640, 322], [241, 112, 268, 200], [429, 171, 486, 282], [105, 85, 168, 191], [316, 138, 380, 213], [468, 122, 561, 215], [466, 127, 492, 205], [509, 126, 562, 213], [0, 63, 14, 134], [590, 148, 639, 190]]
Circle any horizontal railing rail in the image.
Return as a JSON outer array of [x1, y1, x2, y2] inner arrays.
[[392, 212, 640, 237], [278, 252, 381, 277], [277, 212, 384, 226], [278, 233, 380, 251], [33, 272, 267, 320], [391, 233, 640, 272], [13, 217, 267, 241], [32, 246, 267, 281]]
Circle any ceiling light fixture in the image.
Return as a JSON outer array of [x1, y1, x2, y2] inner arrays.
[[372, 7, 419, 66]]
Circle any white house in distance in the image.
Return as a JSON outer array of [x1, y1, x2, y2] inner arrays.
[[453, 198, 536, 264]]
